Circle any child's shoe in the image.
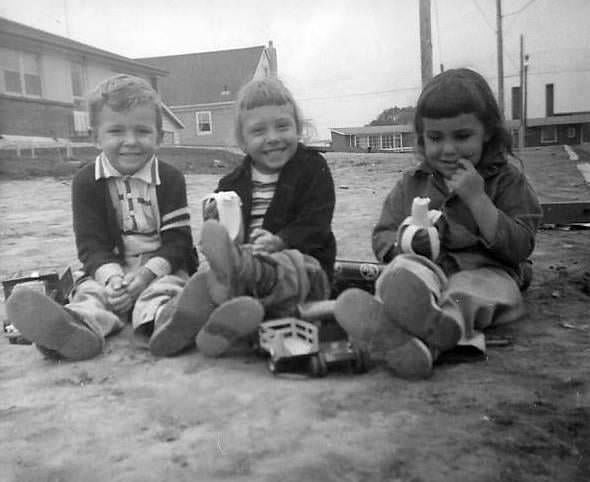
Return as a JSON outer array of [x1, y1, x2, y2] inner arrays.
[[200, 220, 278, 304], [333, 288, 389, 346], [334, 287, 433, 379], [377, 254, 462, 351], [149, 271, 216, 357], [200, 220, 245, 304], [196, 296, 264, 357], [383, 337, 433, 379], [6, 288, 103, 361]]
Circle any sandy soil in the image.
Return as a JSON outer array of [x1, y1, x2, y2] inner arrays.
[[0, 148, 589, 482]]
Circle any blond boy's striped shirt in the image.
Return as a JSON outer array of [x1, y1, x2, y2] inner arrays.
[[249, 167, 279, 237]]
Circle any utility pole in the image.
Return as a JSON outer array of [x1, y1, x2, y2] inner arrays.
[[519, 34, 525, 149], [524, 52, 529, 143], [496, 0, 505, 117], [419, 0, 433, 87]]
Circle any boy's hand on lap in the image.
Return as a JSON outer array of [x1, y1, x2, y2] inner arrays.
[[106, 276, 133, 313], [250, 228, 285, 254], [124, 268, 156, 302]]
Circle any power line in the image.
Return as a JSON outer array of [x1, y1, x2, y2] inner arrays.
[[471, 0, 496, 32], [504, 0, 537, 17], [299, 85, 422, 102]]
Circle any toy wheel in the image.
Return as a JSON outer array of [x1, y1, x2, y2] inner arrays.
[[267, 357, 279, 375], [308, 353, 328, 377], [352, 346, 370, 374]]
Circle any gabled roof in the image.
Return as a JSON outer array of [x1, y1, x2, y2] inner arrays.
[[136, 46, 266, 106], [331, 125, 414, 135], [161, 105, 184, 129], [0, 16, 167, 77]]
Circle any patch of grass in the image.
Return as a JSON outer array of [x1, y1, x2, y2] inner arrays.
[[0, 145, 243, 179]]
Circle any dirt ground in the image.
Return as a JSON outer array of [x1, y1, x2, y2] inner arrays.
[[0, 147, 589, 482]]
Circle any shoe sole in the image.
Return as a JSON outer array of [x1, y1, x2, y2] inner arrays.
[[196, 296, 264, 357], [6, 288, 103, 360], [333, 288, 388, 343], [380, 267, 461, 351], [149, 271, 216, 357], [384, 337, 433, 379], [334, 287, 418, 356]]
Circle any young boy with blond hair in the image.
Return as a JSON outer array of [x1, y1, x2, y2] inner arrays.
[[177, 77, 336, 356], [7, 74, 199, 360]]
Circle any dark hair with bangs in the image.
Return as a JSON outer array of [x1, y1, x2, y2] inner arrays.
[[234, 77, 303, 148], [87, 74, 163, 136], [414, 68, 512, 159]]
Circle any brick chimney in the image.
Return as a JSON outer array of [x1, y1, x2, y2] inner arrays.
[[266, 40, 278, 77]]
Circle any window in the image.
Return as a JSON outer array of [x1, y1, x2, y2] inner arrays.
[[196, 111, 212, 135], [71, 61, 86, 99], [567, 127, 576, 138], [511, 86, 522, 120], [545, 84, 554, 117], [0, 48, 42, 97], [382, 135, 394, 149], [73, 110, 90, 135], [540, 126, 557, 144], [368, 135, 380, 149]]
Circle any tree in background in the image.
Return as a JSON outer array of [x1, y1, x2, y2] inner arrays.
[[368, 106, 416, 126]]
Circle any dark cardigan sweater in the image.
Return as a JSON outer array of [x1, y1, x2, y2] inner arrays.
[[216, 144, 337, 278], [72, 160, 197, 278]]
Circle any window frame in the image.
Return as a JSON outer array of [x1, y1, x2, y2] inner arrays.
[[368, 135, 380, 149], [382, 134, 394, 149], [0, 48, 43, 98], [196, 111, 213, 136], [70, 60, 87, 101], [540, 125, 557, 144]]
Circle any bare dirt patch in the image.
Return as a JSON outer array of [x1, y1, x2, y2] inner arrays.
[[1, 148, 589, 481]]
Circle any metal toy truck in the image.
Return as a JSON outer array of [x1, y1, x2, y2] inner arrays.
[[258, 300, 370, 377]]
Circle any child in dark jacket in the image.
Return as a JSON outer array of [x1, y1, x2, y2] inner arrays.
[[6, 74, 198, 360], [335, 68, 542, 379], [184, 77, 336, 357]]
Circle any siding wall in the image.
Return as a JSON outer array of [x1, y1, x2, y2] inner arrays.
[[173, 104, 235, 146], [0, 95, 73, 137], [1, 39, 161, 139]]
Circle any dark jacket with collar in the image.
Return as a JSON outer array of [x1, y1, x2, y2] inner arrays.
[[216, 144, 336, 278], [72, 160, 197, 278], [372, 151, 542, 282]]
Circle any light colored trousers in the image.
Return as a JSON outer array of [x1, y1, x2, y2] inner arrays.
[[378, 254, 526, 350], [67, 272, 187, 340]]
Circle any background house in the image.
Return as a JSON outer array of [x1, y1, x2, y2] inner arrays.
[[0, 17, 183, 144], [331, 125, 415, 153], [137, 42, 277, 147], [507, 72, 590, 147]]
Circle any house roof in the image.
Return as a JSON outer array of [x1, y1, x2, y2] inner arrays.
[[136, 46, 266, 106], [331, 125, 414, 135], [506, 112, 590, 128], [0, 17, 167, 77], [161, 105, 184, 129]]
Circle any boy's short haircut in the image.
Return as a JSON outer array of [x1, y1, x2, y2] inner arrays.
[[234, 77, 303, 146], [87, 74, 163, 134]]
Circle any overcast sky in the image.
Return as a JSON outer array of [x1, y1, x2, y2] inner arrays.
[[1, 0, 589, 138]]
